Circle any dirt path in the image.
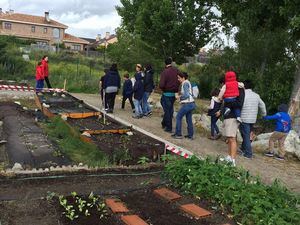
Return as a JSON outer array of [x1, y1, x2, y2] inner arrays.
[[72, 93, 300, 193]]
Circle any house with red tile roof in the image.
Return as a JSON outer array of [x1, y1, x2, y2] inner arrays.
[[0, 10, 89, 51]]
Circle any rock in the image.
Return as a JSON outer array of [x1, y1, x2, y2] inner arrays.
[[0, 121, 3, 127], [252, 130, 300, 160], [61, 115, 68, 121], [126, 131, 133, 136], [82, 131, 91, 137], [42, 103, 50, 108], [14, 101, 21, 105], [12, 163, 23, 171]]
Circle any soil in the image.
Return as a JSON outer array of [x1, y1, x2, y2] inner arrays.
[[0, 102, 70, 169], [37, 92, 97, 114], [0, 171, 234, 225], [0, 170, 162, 225], [68, 116, 164, 165]]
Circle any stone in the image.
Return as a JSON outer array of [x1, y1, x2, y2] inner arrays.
[[0, 121, 3, 126], [252, 130, 300, 160], [12, 163, 23, 171]]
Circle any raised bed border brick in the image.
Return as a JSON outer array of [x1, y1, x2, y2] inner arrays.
[[121, 215, 149, 225], [180, 203, 212, 219], [105, 198, 129, 213], [153, 187, 182, 202]]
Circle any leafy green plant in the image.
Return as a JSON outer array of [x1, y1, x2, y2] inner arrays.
[[137, 156, 150, 165], [43, 116, 109, 167], [49, 192, 108, 221], [164, 157, 300, 225]]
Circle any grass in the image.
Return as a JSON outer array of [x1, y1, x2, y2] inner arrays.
[[43, 116, 109, 167]]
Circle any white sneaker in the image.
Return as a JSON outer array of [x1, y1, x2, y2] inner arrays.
[[232, 158, 236, 167], [225, 155, 232, 162]]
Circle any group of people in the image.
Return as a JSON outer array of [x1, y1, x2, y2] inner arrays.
[[35, 55, 51, 92], [99, 63, 155, 116], [207, 70, 292, 166]]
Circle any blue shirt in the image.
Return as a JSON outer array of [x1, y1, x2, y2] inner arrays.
[[264, 112, 292, 133]]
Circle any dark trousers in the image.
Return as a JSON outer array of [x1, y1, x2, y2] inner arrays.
[[105, 92, 117, 112], [121, 95, 134, 109], [160, 95, 175, 132], [239, 123, 253, 158], [210, 115, 220, 137], [44, 76, 52, 88]]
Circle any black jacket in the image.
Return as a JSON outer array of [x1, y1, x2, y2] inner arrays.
[[103, 70, 121, 89], [223, 88, 245, 119], [133, 72, 144, 100], [144, 69, 155, 92]]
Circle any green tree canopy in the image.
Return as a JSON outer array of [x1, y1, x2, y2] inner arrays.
[[117, 0, 217, 63]]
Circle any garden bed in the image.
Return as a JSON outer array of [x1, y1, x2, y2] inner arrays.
[[67, 116, 164, 165], [0, 168, 235, 225], [0, 102, 70, 169]]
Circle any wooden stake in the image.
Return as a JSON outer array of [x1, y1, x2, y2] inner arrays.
[[63, 79, 67, 91]]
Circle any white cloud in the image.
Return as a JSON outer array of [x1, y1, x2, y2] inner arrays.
[[2, 0, 122, 38]]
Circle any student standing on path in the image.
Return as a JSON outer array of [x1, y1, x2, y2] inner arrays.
[[172, 72, 196, 139], [142, 64, 155, 116], [103, 63, 121, 113], [208, 88, 222, 140], [239, 80, 266, 158], [121, 73, 135, 112], [159, 57, 180, 133], [35, 61, 44, 93], [264, 104, 292, 161], [41, 55, 51, 88], [132, 64, 144, 118]]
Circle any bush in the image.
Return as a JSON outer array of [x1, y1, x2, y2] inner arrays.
[[164, 157, 300, 225]]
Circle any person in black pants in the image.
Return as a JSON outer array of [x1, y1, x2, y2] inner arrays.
[[121, 73, 135, 112], [103, 64, 121, 113]]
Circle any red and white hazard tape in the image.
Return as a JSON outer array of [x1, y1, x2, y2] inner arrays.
[[0, 84, 65, 92], [165, 144, 193, 159]]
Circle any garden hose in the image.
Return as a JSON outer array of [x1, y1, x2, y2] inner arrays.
[[0, 170, 163, 182]]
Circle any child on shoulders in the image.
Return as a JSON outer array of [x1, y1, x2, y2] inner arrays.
[[218, 70, 244, 123]]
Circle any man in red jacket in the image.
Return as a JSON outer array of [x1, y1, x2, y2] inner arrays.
[[159, 57, 180, 132], [42, 55, 52, 88], [35, 61, 44, 92]]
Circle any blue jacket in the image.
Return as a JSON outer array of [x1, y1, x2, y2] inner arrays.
[[264, 112, 291, 133], [122, 79, 133, 97], [103, 70, 121, 89], [133, 72, 144, 100]]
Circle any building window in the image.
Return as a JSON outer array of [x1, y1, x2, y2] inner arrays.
[[4, 22, 11, 30], [31, 26, 35, 33], [72, 45, 81, 51], [43, 28, 47, 34]]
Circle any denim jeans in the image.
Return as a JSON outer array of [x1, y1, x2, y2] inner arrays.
[[160, 95, 175, 131], [175, 102, 196, 137], [36, 79, 44, 92], [133, 99, 143, 116], [239, 123, 253, 158], [210, 115, 219, 137], [142, 92, 151, 115]]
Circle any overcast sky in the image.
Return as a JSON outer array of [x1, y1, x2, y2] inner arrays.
[[1, 0, 122, 38]]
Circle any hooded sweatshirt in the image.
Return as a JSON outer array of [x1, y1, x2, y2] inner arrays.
[[133, 72, 144, 100], [224, 71, 239, 98]]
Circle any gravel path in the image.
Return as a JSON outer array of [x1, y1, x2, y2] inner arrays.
[[72, 93, 300, 193]]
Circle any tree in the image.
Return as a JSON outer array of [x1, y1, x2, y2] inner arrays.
[[117, 0, 217, 63]]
